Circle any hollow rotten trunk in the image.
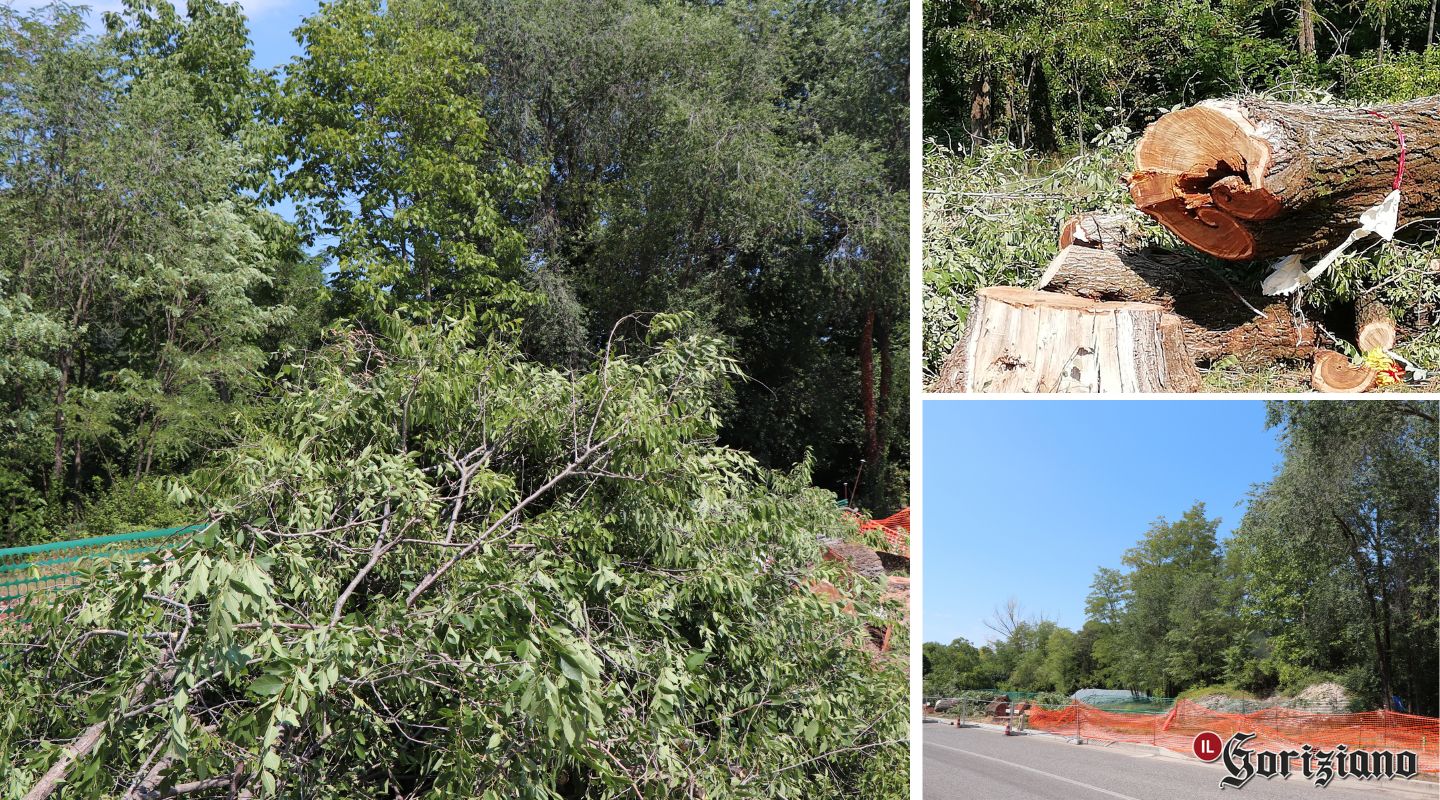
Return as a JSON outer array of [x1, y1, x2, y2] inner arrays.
[[935, 287, 1200, 393], [1128, 97, 1440, 260]]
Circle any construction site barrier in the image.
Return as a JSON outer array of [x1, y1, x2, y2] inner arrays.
[[1026, 699, 1439, 773], [0, 524, 203, 621], [856, 507, 909, 557]]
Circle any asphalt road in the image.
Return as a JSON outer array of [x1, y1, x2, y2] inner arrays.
[[924, 721, 1439, 800]]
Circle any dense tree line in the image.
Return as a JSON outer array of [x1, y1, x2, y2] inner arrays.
[[925, 401, 1438, 717], [0, 0, 907, 548], [924, 0, 1440, 150]]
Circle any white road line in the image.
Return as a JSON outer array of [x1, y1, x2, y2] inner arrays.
[[925, 740, 1145, 800]]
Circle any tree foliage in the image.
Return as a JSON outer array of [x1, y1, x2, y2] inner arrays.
[[1, 0, 907, 536], [0, 314, 905, 798], [0, 0, 907, 795]]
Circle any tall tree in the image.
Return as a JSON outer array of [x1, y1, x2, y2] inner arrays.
[[459, 0, 909, 512], [1236, 400, 1439, 714], [0, 4, 296, 513], [275, 0, 539, 329]]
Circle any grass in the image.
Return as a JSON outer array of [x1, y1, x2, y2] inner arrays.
[[1175, 684, 1259, 703]]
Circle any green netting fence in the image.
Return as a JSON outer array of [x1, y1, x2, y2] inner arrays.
[[0, 524, 205, 620], [927, 690, 1174, 713], [928, 689, 1368, 716]]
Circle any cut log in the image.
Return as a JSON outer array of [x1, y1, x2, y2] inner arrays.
[[934, 286, 1200, 393], [1059, 211, 1151, 251], [1312, 349, 1377, 392], [1356, 295, 1397, 353], [1037, 244, 1315, 364], [1128, 97, 1440, 260], [823, 541, 886, 581]]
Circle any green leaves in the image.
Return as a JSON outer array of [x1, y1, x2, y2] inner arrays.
[[276, 0, 539, 329], [249, 674, 286, 697]]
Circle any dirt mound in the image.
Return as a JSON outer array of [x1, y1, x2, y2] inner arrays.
[[1189, 693, 1260, 714], [1188, 682, 1352, 715], [1289, 681, 1351, 713]]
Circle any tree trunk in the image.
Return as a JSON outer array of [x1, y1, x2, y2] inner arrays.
[[877, 312, 893, 457], [1312, 349, 1377, 392], [1429, 0, 1436, 49], [859, 308, 879, 463], [1378, 12, 1386, 67], [1356, 294, 1397, 353], [971, 76, 993, 147], [1128, 97, 1440, 260], [1298, 0, 1316, 57], [1038, 243, 1316, 364], [934, 286, 1200, 393], [50, 350, 71, 491]]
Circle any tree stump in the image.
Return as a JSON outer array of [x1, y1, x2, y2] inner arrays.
[[935, 286, 1200, 393], [1312, 349, 1377, 393], [1037, 243, 1315, 365], [1128, 97, 1440, 260]]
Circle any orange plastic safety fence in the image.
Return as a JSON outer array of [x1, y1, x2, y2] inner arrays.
[[1027, 700, 1439, 773], [856, 507, 909, 557]]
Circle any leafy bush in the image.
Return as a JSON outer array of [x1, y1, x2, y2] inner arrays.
[[0, 314, 906, 799], [0, 469, 48, 548]]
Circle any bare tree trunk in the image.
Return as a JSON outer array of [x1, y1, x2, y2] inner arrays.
[[1430, 0, 1437, 49], [970, 76, 992, 147], [877, 312, 893, 468], [1298, 0, 1316, 57], [50, 351, 71, 490], [1378, 12, 1387, 66], [1130, 97, 1440, 260], [859, 308, 879, 464]]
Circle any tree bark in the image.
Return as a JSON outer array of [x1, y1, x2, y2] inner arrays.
[[859, 308, 879, 463], [876, 312, 893, 471], [1038, 244, 1316, 364], [1430, 0, 1436, 50], [934, 287, 1200, 393], [1128, 97, 1440, 260], [1058, 211, 1150, 251], [1356, 294, 1397, 353], [1298, 0, 1316, 57], [971, 77, 993, 147]]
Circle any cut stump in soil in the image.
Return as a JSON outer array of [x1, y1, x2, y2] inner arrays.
[[935, 286, 1200, 393]]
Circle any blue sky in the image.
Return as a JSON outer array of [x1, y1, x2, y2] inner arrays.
[[921, 400, 1284, 648], [16, 0, 318, 70]]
